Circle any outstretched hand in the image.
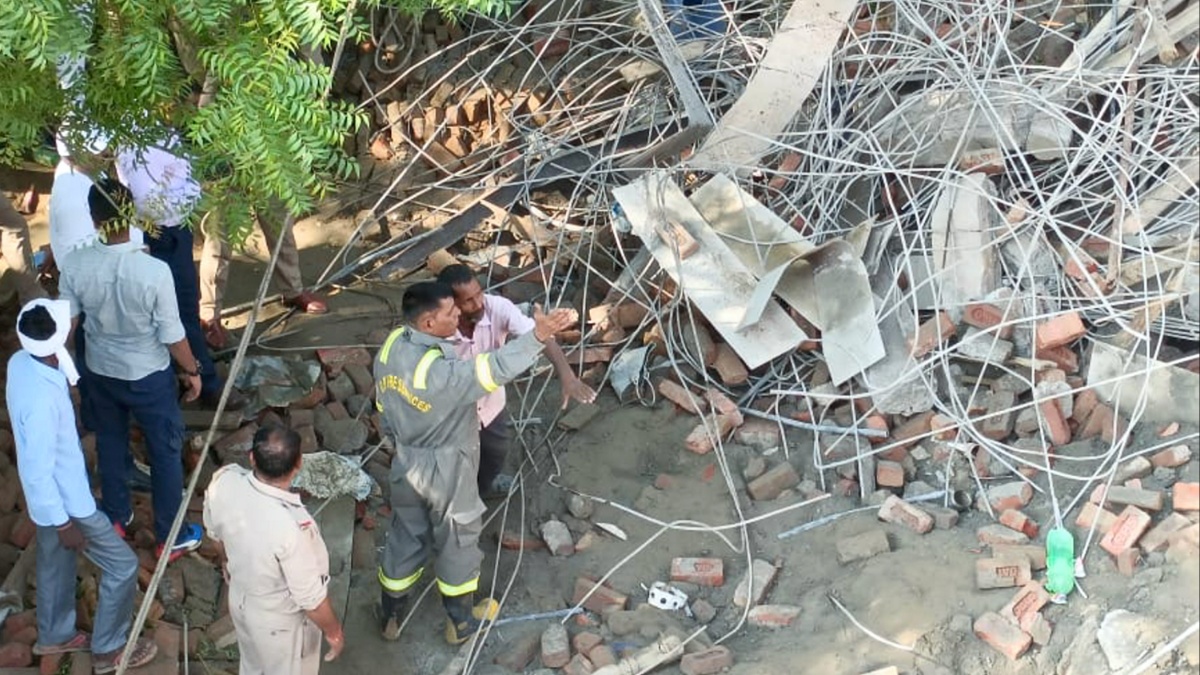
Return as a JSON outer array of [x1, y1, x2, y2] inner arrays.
[[560, 375, 597, 409], [532, 304, 578, 343]]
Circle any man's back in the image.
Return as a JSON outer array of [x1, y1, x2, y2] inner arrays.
[[59, 242, 183, 380]]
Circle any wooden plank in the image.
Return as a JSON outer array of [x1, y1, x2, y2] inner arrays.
[[689, 0, 858, 171], [313, 497, 355, 620], [612, 173, 804, 369]]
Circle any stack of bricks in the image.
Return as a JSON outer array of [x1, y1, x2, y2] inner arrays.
[[1082, 476, 1200, 573]]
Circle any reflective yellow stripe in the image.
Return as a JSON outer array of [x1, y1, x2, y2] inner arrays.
[[413, 349, 441, 390], [378, 327, 406, 365], [375, 399, 384, 412], [437, 576, 479, 597], [378, 567, 423, 593], [474, 353, 499, 393]]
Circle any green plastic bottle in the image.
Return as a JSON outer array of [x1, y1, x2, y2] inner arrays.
[[1045, 527, 1075, 597]]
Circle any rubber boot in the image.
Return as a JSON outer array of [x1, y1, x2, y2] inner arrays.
[[380, 591, 410, 641], [442, 593, 499, 645]]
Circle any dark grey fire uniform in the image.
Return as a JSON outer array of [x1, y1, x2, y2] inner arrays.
[[373, 325, 544, 597]]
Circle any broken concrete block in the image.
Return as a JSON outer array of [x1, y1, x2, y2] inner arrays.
[[541, 623, 571, 669], [733, 559, 777, 608], [540, 519, 575, 556], [836, 530, 891, 563], [747, 462, 800, 501]]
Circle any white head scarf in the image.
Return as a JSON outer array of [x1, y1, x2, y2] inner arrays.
[[17, 299, 81, 386]]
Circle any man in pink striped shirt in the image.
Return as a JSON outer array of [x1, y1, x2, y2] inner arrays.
[[437, 265, 596, 495]]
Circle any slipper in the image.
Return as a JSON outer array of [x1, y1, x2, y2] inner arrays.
[[92, 637, 158, 674], [31, 631, 90, 655]]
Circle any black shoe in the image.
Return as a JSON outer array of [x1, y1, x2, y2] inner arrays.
[[442, 593, 499, 645], [380, 591, 410, 642]]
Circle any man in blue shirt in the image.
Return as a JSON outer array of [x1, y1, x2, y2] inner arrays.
[[58, 177, 206, 561], [7, 299, 158, 673]]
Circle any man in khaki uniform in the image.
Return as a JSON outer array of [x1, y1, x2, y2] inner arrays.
[[203, 426, 345, 674]]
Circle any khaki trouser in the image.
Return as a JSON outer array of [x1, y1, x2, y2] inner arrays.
[[198, 204, 305, 321], [229, 587, 322, 675], [0, 197, 46, 308]]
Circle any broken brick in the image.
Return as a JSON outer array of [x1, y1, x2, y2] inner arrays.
[[1035, 312, 1086, 350], [975, 556, 1032, 589], [1174, 482, 1199, 511], [571, 631, 602, 656], [999, 581, 1049, 628], [658, 380, 706, 415], [1099, 506, 1153, 556], [975, 612, 1032, 660], [712, 343, 749, 386], [1150, 445, 1192, 468], [984, 482, 1033, 513], [747, 462, 800, 501], [876, 460, 905, 488], [571, 577, 628, 614], [684, 413, 742, 454], [1039, 399, 1070, 446], [876, 495, 933, 534], [1075, 502, 1117, 534], [977, 524, 1030, 546], [670, 558, 724, 587], [908, 311, 956, 358], [963, 302, 1012, 338], [998, 509, 1039, 539], [1116, 547, 1140, 576], [1089, 485, 1163, 511], [679, 646, 734, 675], [747, 605, 800, 628], [1139, 512, 1192, 553]]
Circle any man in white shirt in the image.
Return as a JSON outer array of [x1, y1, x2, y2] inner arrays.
[[114, 140, 245, 409], [48, 135, 145, 268], [7, 299, 158, 674]]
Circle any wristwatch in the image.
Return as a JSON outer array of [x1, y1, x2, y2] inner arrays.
[[180, 360, 201, 377]]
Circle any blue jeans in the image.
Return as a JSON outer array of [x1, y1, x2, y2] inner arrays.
[[36, 512, 138, 654], [86, 367, 185, 544], [146, 226, 222, 397]]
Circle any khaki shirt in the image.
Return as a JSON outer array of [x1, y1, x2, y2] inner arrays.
[[203, 465, 330, 614]]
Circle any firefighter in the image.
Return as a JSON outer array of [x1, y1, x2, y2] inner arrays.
[[373, 281, 576, 644]]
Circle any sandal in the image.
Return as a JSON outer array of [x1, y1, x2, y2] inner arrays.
[[92, 637, 158, 674], [31, 631, 90, 655]]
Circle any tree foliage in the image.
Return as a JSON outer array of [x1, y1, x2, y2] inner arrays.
[[0, 0, 512, 243]]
